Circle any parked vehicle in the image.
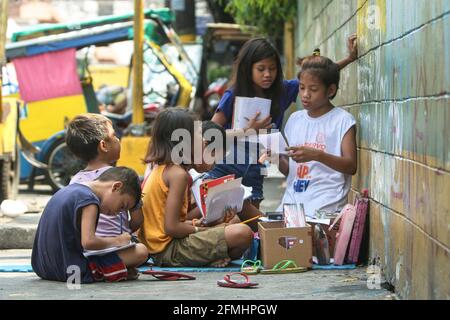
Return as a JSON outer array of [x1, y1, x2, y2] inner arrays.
[[0, 0, 20, 202], [3, 9, 199, 191]]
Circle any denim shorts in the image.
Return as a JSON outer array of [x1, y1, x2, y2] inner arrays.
[[206, 163, 265, 201]]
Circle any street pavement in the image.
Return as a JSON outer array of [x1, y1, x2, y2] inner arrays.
[[0, 249, 394, 300], [0, 169, 395, 300]]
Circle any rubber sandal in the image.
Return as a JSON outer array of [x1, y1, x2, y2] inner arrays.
[[217, 272, 259, 288], [141, 269, 196, 281], [260, 260, 307, 274], [240, 259, 262, 275]]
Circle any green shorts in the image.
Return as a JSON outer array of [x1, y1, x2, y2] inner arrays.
[[151, 226, 229, 267]]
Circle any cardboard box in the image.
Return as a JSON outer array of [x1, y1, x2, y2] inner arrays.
[[258, 221, 312, 269]]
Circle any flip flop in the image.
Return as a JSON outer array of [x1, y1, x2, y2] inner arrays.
[[217, 272, 259, 288], [240, 259, 262, 275], [141, 269, 196, 281], [260, 260, 308, 274]]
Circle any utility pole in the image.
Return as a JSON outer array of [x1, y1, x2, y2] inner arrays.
[[0, 0, 8, 113], [132, 0, 144, 125], [166, 0, 196, 42]]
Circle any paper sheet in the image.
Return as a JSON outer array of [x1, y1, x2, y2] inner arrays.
[[83, 242, 136, 257], [189, 170, 252, 219], [189, 169, 206, 217], [306, 216, 331, 226], [248, 131, 289, 155], [205, 187, 245, 225], [204, 178, 245, 224], [232, 96, 271, 129]]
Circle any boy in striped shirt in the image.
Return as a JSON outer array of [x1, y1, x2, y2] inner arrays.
[[67, 114, 143, 237]]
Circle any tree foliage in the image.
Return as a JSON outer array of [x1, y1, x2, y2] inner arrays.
[[219, 0, 297, 41]]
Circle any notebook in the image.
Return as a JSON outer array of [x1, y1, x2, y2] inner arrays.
[[82, 242, 136, 257], [189, 170, 252, 225], [232, 96, 271, 129], [199, 174, 235, 217]]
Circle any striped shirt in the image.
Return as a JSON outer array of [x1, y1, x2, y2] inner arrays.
[[70, 166, 131, 237]]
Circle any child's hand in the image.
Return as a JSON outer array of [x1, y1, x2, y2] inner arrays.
[[258, 149, 279, 165], [204, 207, 238, 228], [194, 217, 206, 227], [287, 146, 323, 163], [246, 112, 273, 131], [223, 206, 237, 223], [347, 34, 358, 61], [115, 233, 132, 246]]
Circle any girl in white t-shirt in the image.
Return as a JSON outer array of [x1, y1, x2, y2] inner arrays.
[[274, 50, 357, 217]]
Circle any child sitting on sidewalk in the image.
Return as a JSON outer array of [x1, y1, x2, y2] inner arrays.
[[138, 108, 253, 268], [66, 113, 143, 236], [187, 120, 263, 232], [32, 167, 149, 283]]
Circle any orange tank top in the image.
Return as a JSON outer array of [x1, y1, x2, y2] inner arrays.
[[138, 164, 188, 254]]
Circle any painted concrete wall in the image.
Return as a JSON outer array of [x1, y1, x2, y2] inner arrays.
[[295, 0, 449, 299]]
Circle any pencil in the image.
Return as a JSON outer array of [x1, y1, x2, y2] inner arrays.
[[240, 215, 263, 224]]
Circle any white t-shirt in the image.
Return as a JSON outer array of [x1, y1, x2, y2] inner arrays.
[[278, 107, 356, 217]]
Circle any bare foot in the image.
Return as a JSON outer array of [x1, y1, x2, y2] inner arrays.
[[210, 258, 231, 268], [127, 267, 140, 281]]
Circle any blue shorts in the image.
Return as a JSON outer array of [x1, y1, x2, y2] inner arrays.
[[206, 163, 265, 201]]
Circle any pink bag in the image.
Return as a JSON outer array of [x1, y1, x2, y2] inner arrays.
[[330, 204, 356, 265], [347, 190, 369, 264]]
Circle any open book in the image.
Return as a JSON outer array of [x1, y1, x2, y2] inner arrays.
[[232, 96, 271, 129], [189, 169, 252, 225], [82, 242, 136, 257]]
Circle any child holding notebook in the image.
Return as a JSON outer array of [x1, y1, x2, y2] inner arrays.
[[138, 108, 254, 268], [32, 167, 148, 283], [209, 36, 358, 208]]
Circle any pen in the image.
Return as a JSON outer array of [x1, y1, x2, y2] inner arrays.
[[244, 115, 261, 122], [240, 215, 263, 225], [192, 173, 207, 183], [120, 212, 123, 234]]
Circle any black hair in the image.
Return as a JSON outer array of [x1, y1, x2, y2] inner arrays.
[[296, 50, 340, 99], [95, 166, 141, 209], [202, 120, 227, 152], [66, 113, 112, 162], [230, 38, 285, 121], [144, 107, 195, 165]]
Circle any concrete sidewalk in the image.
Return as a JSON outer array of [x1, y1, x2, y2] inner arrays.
[[0, 250, 394, 300], [0, 185, 51, 249], [0, 173, 396, 300]]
